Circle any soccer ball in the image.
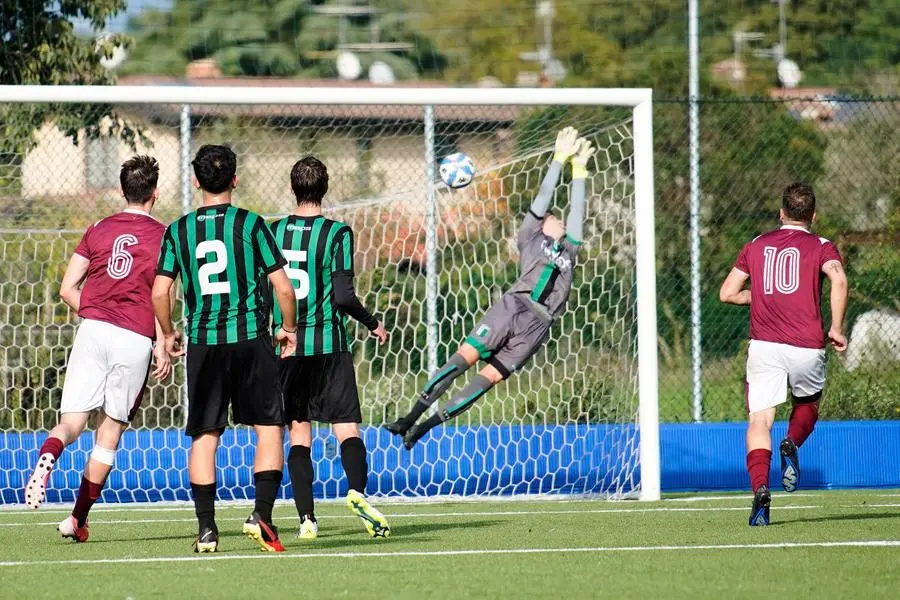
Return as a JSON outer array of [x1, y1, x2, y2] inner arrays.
[[439, 152, 476, 189]]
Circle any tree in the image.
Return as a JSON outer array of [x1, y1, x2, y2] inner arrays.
[[0, 0, 141, 204], [123, 0, 446, 80]]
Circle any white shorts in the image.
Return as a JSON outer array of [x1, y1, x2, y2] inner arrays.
[[746, 339, 826, 414], [60, 319, 153, 422]]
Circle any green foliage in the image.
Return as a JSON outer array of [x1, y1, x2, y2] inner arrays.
[[0, 0, 145, 197], [124, 0, 447, 79]]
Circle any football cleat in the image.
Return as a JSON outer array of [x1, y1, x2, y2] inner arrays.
[[243, 512, 285, 552], [402, 424, 425, 450], [749, 485, 771, 527], [25, 452, 56, 509], [346, 489, 390, 538], [296, 514, 318, 540], [58, 515, 89, 543], [193, 526, 219, 553], [382, 419, 409, 437], [780, 437, 800, 493]]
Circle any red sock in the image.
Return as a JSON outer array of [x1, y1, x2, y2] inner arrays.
[[38, 436, 65, 461], [787, 403, 819, 447], [746, 449, 772, 492], [72, 477, 104, 527]]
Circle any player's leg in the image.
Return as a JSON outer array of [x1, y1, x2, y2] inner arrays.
[[281, 356, 317, 536], [402, 365, 503, 449], [59, 414, 126, 542], [234, 336, 286, 552], [184, 342, 228, 553], [333, 422, 390, 538], [26, 321, 105, 509], [745, 340, 790, 526], [383, 345, 478, 436], [780, 347, 826, 492]]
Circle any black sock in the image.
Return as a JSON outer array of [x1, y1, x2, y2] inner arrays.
[[287, 445, 315, 519], [340, 437, 368, 494], [408, 413, 444, 445], [400, 398, 431, 429], [253, 470, 282, 524], [191, 482, 216, 532]]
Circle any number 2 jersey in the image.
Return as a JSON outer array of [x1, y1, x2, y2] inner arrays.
[[268, 215, 355, 356], [156, 204, 286, 345], [733, 225, 842, 349], [74, 209, 166, 339]]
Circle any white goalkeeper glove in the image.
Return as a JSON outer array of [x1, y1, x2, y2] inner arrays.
[[571, 138, 595, 179], [553, 127, 580, 163]]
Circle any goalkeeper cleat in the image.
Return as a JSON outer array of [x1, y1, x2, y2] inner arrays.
[[346, 489, 390, 538], [402, 424, 428, 450], [25, 452, 56, 509], [243, 512, 285, 552], [749, 485, 771, 527], [780, 437, 800, 493], [296, 514, 318, 540], [382, 419, 409, 437], [58, 515, 89, 543], [193, 526, 219, 553]]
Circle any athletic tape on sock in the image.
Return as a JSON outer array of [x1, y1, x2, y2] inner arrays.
[[90, 445, 116, 466]]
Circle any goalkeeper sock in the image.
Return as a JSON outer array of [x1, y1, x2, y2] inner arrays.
[[402, 354, 471, 427], [253, 470, 282, 525], [746, 449, 772, 492], [287, 445, 315, 518], [787, 402, 819, 447], [191, 482, 217, 531], [340, 437, 369, 494], [439, 375, 493, 421]]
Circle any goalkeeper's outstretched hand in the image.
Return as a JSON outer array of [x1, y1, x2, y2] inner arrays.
[[571, 137, 595, 179], [553, 127, 580, 163]]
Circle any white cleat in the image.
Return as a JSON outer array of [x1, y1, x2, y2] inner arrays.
[[25, 453, 55, 509], [58, 515, 90, 542], [297, 515, 318, 540]]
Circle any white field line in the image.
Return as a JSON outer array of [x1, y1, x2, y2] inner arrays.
[[1, 540, 899, 568], [0, 505, 836, 527], [664, 493, 823, 502]]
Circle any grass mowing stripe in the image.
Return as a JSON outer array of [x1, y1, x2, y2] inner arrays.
[[0, 505, 836, 526], [1, 540, 898, 568]]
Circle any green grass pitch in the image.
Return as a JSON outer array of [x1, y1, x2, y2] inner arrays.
[[1, 490, 898, 599]]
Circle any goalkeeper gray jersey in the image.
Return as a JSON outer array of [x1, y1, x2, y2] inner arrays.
[[507, 210, 580, 318]]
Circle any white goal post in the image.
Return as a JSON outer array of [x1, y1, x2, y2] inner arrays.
[[0, 85, 659, 502]]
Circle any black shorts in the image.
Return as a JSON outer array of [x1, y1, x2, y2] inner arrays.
[[185, 335, 284, 437], [279, 352, 361, 424]]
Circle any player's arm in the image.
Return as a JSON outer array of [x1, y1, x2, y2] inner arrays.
[[269, 268, 298, 357], [823, 259, 849, 351], [59, 254, 90, 312], [333, 227, 388, 345], [719, 268, 751, 305], [150, 285, 176, 379], [152, 274, 185, 357], [529, 127, 579, 219], [565, 138, 594, 246]]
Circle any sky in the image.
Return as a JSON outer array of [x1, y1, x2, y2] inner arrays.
[[72, 0, 172, 35]]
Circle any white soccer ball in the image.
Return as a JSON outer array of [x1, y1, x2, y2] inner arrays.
[[439, 152, 476, 189]]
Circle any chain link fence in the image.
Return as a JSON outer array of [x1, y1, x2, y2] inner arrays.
[[0, 96, 897, 436]]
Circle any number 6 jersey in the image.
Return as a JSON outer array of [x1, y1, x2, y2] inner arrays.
[[74, 208, 166, 339], [733, 224, 842, 349], [156, 204, 286, 345]]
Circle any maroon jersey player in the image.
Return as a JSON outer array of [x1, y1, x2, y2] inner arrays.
[[25, 156, 172, 543], [720, 182, 848, 526]]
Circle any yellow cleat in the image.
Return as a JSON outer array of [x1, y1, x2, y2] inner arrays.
[[297, 516, 318, 540], [346, 489, 391, 538]]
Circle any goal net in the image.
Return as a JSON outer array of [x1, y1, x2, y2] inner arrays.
[[0, 87, 658, 504]]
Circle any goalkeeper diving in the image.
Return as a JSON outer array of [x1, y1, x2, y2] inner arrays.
[[384, 128, 593, 449]]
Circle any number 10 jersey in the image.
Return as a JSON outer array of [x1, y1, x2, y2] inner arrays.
[[157, 204, 286, 345], [269, 215, 355, 356], [733, 224, 842, 349]]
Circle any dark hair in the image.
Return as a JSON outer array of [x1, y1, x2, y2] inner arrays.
[[120, 155, 159, 204], [782, 182, 816, 222], [290, 156, 329, 205], [192, 145, 237, 194]]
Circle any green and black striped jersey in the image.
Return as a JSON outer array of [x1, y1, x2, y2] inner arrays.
[[157, 204, 287, 345], [269, 215, 355, 356]]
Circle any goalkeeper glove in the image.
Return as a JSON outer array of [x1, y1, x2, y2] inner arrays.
[[571, 138, 595, 180], [552, 127, 579, 163]]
